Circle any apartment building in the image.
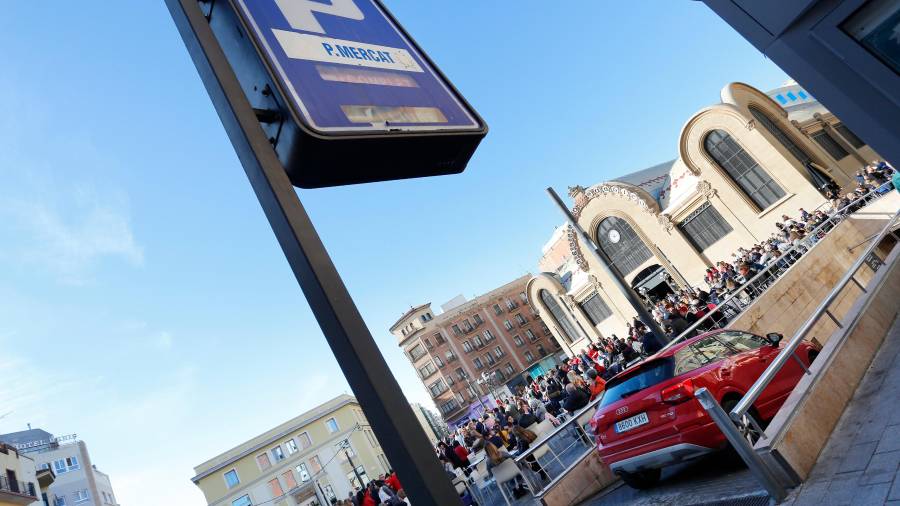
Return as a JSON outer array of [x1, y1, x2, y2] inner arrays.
[[0, 430, 118, 506], [391, 275, 564, 428], [0, 442, 54, 506], [192, 395, 393, 506]]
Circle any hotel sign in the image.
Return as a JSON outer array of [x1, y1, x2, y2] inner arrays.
[[14, 434, 77, 452]]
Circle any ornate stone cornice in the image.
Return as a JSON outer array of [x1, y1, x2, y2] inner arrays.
[[566, 225, 589, 272], [571, 182, 661, 220]]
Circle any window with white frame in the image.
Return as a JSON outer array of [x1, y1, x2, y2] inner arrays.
[[67, 456, 79, 471], [55, 497, 67, 506], [53, 459, 67, 475], [434, 332, 445, 345], [256, 453, 272, 470], [224, 469, 240, 488], [513, 335, 524, 346], [462, 341, 473, 353], [525, 351, 535, 362], [232, 496, 252, 506], [485, 353, 496, 365], [271, 445, 286, 462], [515, 314, 526, 325], [285, 439, 299, 455], [493, 304, 503, 315], [525, 329, 536, 341], [494, 346, 504, 358], [473, 357, 483, 369], [434, 355, 444, 367], [324, 484, 336, 500], [519, 292, 528, 302], [347, 466, 369, 490], [505, 363, 514, 375], [504, 320, 513, 330], [678, 202, 733, 252], [472, 314, 483, 325], [483, 329, 495, 341], [296, 462, 311, 482], [506, 299, 516, 310], [325, 417, 340, 433], [73, 490, 89, 503]]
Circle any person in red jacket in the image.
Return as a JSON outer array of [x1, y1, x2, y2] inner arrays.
[[386, 471, 402, 494], [453, 440, 469, 466]]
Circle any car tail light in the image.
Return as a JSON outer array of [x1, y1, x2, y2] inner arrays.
[[661, 379, 695, 404]]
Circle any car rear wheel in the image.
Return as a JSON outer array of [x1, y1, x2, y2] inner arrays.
[[618, 468, 661, 489], [722, 399, 764, 445]]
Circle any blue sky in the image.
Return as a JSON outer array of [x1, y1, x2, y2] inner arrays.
[[0, 2, 790, 504]]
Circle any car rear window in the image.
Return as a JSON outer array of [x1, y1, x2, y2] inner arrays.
[[599, 357, 675, 408]]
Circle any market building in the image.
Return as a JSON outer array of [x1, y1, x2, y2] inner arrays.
[[0, 429, 117, 506], [391, 275, 565, 427], [192, 395, 393, 506], [528, 81, 884, 353]]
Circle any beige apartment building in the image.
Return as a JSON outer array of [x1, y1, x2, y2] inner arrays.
[[528, 81, 884, 353], [391, 275, 565, 428], [0, 443, 54, 506], [0, 429, 118, 506], [193, 395, 394, 506]]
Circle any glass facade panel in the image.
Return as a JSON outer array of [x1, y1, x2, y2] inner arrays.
[[597, 216, 652, 275], [539, 290, 579, 343], [705, 129, 786, 209], [579, 292, 613, 325], [678, 201, 733, 251]]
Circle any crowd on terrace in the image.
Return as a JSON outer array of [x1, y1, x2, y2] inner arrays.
[[631, 159, 899, 345]]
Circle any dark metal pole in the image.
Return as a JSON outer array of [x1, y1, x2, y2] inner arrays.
[[164, 1, 460, 504], [546, 187, 668, 342], [344, 445, 365, 490]]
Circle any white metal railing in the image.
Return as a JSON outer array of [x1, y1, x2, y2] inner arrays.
[[511, 396, 604, 497]]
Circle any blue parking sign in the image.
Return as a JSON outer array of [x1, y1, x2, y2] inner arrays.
[[233, 0, 482, 133]]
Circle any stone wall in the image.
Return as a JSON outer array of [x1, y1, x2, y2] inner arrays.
[[755, 238, 900, 481]]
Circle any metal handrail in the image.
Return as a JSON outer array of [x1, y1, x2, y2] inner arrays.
[[730, 209, 900, 421], [659, 188, 886, 353], [513, 395, 603, 464]]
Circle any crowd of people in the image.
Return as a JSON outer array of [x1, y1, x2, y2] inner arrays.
[[335, 471, 407, 506], [425, 160, 898, 504], [630, 159, 899, 347]]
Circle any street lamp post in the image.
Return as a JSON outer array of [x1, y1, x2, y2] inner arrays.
[[339, 439, 365, 491]]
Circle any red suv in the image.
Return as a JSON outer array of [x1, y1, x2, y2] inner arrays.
[[589, 329, 819, 489]]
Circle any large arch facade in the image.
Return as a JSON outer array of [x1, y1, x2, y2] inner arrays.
[[530, 82, 883, 348], [720, 82, 856, 189], [679, 102, 828, 242]]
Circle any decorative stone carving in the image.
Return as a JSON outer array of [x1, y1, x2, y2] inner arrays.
[[571, 182, 661, 220], [588, 275, 602, 292], [696, 180, 717, 200], [656, 213, 674, 232], [566, 225, 589, 272], [567, 185, 586, 198], [746, 118, 756, 131]]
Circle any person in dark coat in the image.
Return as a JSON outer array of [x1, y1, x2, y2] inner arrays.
[[562, 383, 589, 414]]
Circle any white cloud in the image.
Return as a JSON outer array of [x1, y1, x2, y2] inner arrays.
[[2, 187, 143, 284], [155, 331, 174, 350]]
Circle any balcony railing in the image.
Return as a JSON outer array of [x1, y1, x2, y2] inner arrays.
[[0, 476, 36, 499]]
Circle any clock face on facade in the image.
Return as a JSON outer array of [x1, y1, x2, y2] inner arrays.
[[608, 229, 621, 244]]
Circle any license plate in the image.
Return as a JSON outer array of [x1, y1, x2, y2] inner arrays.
[[615, 412, 649, 433]]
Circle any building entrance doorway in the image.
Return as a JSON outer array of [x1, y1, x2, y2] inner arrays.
[[631, 264, 676, 303]]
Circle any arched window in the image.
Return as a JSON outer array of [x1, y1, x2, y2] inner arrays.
[[705, 129, 786, 210], [539, 290, 578, 344], [597, 216, 653, 276], [749, 106, 812, 165]]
